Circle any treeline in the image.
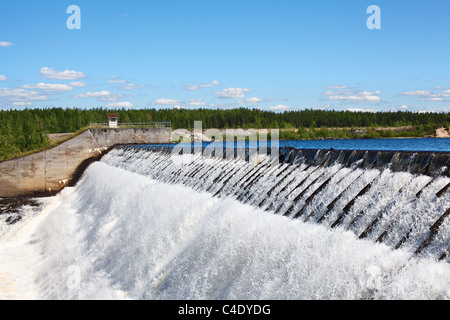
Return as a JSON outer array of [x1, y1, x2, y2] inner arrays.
[[1, 107, 449, 161], [0, 109, 49, 161], [279, 125, 439, 141], [138, 108, 450, 130]]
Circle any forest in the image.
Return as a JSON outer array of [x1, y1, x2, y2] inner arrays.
[[0, 107, 449, 161]]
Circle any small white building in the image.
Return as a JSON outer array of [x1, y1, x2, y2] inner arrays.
[[107, 114, 119, 128]]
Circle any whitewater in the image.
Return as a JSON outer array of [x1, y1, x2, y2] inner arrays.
[[1, 149, 450, 299]]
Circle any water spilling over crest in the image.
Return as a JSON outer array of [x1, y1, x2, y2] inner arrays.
[[103, 145, 450, 263], [0, 144, 449, 300]]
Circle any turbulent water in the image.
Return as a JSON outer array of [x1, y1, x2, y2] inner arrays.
[[0, 145, 449, 300]]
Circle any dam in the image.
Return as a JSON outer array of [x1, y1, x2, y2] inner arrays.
[[1, 140, 450, 299], [0, 127, 172, 198], [101, 144, 450, 263]]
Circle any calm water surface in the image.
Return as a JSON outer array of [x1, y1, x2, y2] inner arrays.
[[149, 138, 450, 153], [280, 138, 450, 152]]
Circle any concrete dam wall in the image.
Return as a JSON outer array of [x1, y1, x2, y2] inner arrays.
[[0, 128, 171, 198]]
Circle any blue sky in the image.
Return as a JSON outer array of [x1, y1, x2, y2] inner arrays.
[[0, 0, 449, 112]]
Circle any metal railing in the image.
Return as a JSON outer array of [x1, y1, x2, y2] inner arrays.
[[89, 121, 171, 128]]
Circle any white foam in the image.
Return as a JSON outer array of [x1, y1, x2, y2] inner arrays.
[[1, 162, 449, 300]]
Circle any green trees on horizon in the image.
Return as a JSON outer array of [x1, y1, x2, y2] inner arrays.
[[1, 107, 449, 161], [0, 109, 49, 161]]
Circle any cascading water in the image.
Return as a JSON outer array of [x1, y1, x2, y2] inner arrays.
[[102, 145, 450, 263], [0, 144, 449, 300]]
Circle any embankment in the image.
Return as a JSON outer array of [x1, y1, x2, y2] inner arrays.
[[0, 128, 171, 198]]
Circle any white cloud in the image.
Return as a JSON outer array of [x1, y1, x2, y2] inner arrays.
[[400, 90, 431, 96], [237, 97, 266, 104], [108, 79, 128, 84], [154, 98, 181, 105], [315, 104, 331, 110], [40, 67, 86, 80], [185, 84, 200, 91], [75, 90, 123, 101], [106, 101, 135, 108], [22, 83, 73, 92], [346, 108, 377, 113], [69, 81, 87, 87], [245, 97, 263, 103], [397, 104, 409, 110], [269, 104, 291, 111], [185, 80, 221, 91], [0, 75, 7, 81], [400, 88, 450, 101], [75, 90, 111, 98], [188, 99, 206, 106], [325, 85, 347, 90], [107, 75, 126, 84], [11, 102, 32, 107], [108, 77, 146, 89], [415, 109, 449, 113], [0, 42, 13, 47], [200, 80, 220, 88], [121, 83, 145, 90], [322, 87, 382, 102], [423, 97, 444, 101], [329, 95, 381, 102], [214, 87, 251, 99], [0, 88, 48, 102]]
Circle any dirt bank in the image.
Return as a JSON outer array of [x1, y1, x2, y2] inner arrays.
[[436, 127, 450, 138]]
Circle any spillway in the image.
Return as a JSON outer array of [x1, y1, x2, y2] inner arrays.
[[2, 143, 450, 300], [102, 145, 450, 263]]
